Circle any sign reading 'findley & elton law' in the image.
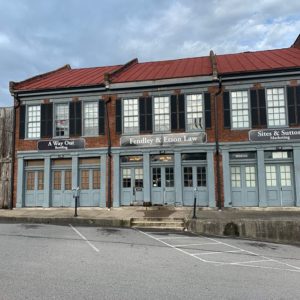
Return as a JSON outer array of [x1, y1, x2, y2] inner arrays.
[[120, 132, 207, 147], [249, 128, 300, 142]]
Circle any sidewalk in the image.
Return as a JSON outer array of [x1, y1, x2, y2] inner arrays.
[[0, 207, 299, 244]]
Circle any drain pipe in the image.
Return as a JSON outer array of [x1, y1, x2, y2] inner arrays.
[[9, 93, 21, 209], [214, 77, 222, 210], [105, 97, 112, 209]]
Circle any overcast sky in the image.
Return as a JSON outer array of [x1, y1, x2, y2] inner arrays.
[[1, 0, 300, 106]]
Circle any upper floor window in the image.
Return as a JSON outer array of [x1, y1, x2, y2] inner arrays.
[[186, 94, 203, 131], [55, 103, 69, 137], [123, 98, 138, 134], [154, 96, 170, 132], [27, 105, 41, 138], [231, 91, 249, 129], [83, 102, 98, 136], [266, 88, 286, 127]]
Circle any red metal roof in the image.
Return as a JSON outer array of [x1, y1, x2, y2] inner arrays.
[[111, 56, 212, 83], [13, 65, 121, 91], [11, 46, 300, 92], [216, 47, 300, 75]]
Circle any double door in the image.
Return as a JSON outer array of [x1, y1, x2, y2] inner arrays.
[[230, 165, 258, 206], [265, 164, 295, 206], [151, 166, 175, 205], [182, 165, 208, 206], [121, 167, 144, 205], [51, 169, 73, 207]]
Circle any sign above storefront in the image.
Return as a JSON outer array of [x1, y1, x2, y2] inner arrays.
[[120, 132, 207, 147], [38, 139, 85, 151], [249, 128, 300, 142]]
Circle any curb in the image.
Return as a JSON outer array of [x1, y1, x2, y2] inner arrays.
[[188, 218, 300, 245]]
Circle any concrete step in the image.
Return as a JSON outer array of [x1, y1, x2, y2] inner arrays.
[[131, 218, 185, 230]]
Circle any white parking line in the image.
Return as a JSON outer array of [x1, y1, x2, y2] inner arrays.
[[192, 250, 243, 256], [137, 229, 300, 273], [173, 242, 220, 247], [157, 236, 196, 240], [69, 224, 99, 253]]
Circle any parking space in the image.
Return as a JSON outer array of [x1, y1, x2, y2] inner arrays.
[[1, 223, 300, 300], [138, 229, 300, 272]]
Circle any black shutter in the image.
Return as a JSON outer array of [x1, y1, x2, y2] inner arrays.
[[69, 101, 82, 136], [41, 103, 53, 138], [223, 91, 231, 128], [139, 97, 153, 133], [287, 86, 296, 125], [19, 105, 26, 139], [258, 89, 267, 127], [139, 97, 146, 132], [171, 95, 177, 131], [145, 97, 153, 133], [115, 98, 122, 134], [99, 100, 105, 135], [204, 92, 211, 129], [250, 90, 259, 127], [297, 86, 300, 124], [178, 94, 185, 131]]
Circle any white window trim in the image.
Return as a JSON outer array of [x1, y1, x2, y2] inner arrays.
[[230, 90, 251, 130], [122, 98, 139, 135], [266, 87, 288, 128], [185, 93, 205, 132], [26, 104, 41, 140], [53, 103, 70, 138], [153, 95, 171, 133], [82, 101, 99, 137]]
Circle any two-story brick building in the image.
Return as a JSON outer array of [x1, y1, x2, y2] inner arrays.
[[9, 35, 300, 208]]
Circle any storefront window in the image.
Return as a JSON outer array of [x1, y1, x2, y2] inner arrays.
[[231, 167, 241, 188], [265, 166, 277, 187], [245, 166, 256, 188], [165, 167, 174, 187], [122, 169, 131, 188], [26, 172, 35, 190], [135, 168, 143, 188]]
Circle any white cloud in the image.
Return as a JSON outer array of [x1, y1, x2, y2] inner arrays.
[[0, 0, 300, 106]]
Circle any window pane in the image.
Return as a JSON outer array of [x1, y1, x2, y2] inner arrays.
[[26, 172, 35, 190], [152, 168, 161, 187], [197, 167, 206, 187], [186, 94, 203, 131], [123, 99, 139, 134], [93, 169, 101, 189], [27, 105, 41, 138], [53, 171, 61, 190], [184, 167, 193, 187], [38, 171, 44, 190], [231, 91, 249, 128], [84, 102, 98, 136], [80, 169, 89, 189], [55, 104, 69, 137], [265, 165, 277, 187], [267, 88, 286, 127], [122, 168, 131, 188], [165, 167, 174, 187], [64, 171, 72, 190], [134, 168, 143, 188], [231, 167, 241, 188], [245, 166, 256, 188], [154, 97, 170, 132]]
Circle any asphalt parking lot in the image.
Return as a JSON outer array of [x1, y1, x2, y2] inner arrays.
[[0, 223, 299, 300]]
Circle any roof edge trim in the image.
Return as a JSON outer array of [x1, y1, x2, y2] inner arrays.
[[10, 64, 71, 93]]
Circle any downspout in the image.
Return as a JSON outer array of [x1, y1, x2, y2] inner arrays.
[[9, 92, 21, 209], [210, 50, 223, 210], [105, 97, 112, 209], [214, 78, 222, 210]]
